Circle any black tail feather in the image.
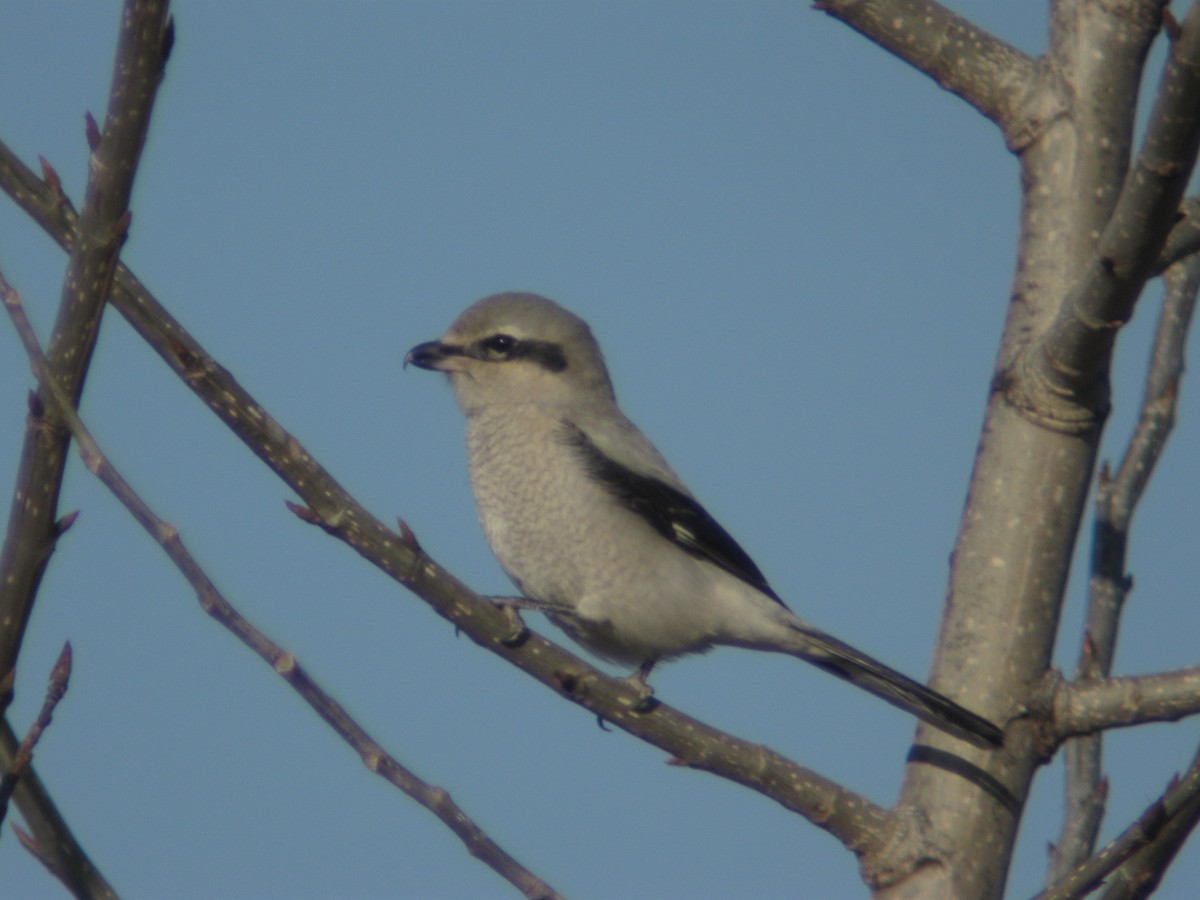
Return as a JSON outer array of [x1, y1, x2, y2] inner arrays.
[[790, 626, 1004, 749]]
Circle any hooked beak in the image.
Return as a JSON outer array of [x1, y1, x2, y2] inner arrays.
[[404, 340, 464, 372]]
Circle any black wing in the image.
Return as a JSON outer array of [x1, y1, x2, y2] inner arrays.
[[563, 424, 785, 606]]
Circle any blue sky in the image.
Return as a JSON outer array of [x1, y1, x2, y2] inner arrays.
[[1, 3, 1198, 898]]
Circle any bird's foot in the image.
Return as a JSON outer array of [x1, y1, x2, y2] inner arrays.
[[485, 595, 573, 646], [621, 659, 658, 712], [498, 606, 529, 647]]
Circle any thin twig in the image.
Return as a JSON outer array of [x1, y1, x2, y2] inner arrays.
[[0, 643, 72, 830], [0, 275, 562, 900], [1036, 743, 1200, 900], [0, 0, 172, 701], [1050, 254, 1200, 882], [1098, 762, 1200, 898]]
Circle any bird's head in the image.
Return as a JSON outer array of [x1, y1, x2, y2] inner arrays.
[[405, 293, 616, 417]]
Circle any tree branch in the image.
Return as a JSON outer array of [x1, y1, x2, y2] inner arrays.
[[1155, 196, 1200, 274], [1054, 668, 1200, 738], [1047, 1, 1167, 231], [1098, 757, 1200, 898], [0, 715, 113, 898], [0, 0, 171, 710], [1010, 5, 1200, 432], [0, 643, 71, 832], [1052, 630, 1112, 885], [1090, 255, 1199, 664], [813, 0, 1048, 149], [0, 3, 170, 893], [1050, 251, 1200, 881], [1036, 742, 1200, 900]]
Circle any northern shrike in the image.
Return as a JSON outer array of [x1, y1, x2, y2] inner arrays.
[[406, 292, 1003, 748]]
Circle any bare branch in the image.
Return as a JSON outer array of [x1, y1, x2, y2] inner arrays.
[[1036, 743, 1200, 900], [1051, 253, 1200, 880], [1089, 253, 1200, 659], [1098, 763, 1200, 898], [1046, 1, 1168, 229], [0, 642, 71, 839], [814, 0, 1046, 148], [1010, 5, 1200, 431], [1053, 632, 1112, 884], [0, 701, 112, 898], [0, 0, 171, 712], [0, 655, 79, 900], [1155, 196, 1200, 273], [0, 274, 563, 900], [12, 820, 115, 900], [0, 4, 170, 893], [1054, 668, 1200, 737]]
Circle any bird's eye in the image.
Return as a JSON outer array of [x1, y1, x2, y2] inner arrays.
[[482, 334, 517, 357]]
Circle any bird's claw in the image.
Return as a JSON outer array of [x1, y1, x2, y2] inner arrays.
[[629, 683, 657, 713], [623, 659, 658, 712], [498, 605, 530, 647], [485, 597, 532, 646]]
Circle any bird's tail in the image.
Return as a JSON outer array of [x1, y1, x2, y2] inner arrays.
[[781, 621, 1004, 749]]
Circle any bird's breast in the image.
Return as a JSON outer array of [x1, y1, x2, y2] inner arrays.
[[464, 409, 607, 604]]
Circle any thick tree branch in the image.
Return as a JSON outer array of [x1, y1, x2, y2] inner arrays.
[[1054, 667, 1200, 738], [1047, 1, 1167, 231], [1, 274, 564, 900], [856, 6, 1200, 896], [813, 0, 1049, 149], [1010, 5, 1200, 431], [0, 0, 171, 708]]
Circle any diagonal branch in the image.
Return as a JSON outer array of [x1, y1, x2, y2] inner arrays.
[[0, 649, 92, 900], [1036, 742, 1200, 900], [1097, 758, 1200, 898], [0, 643, 72, 832], [0, 718, 115, 899], [1, 273, 563, 900], [0, 3, 170, 894], [813, 0, 1047, 149], [0, 0, 172, 709]]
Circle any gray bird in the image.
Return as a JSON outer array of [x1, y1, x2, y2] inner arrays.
[[406, 292, 1003, 748]]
